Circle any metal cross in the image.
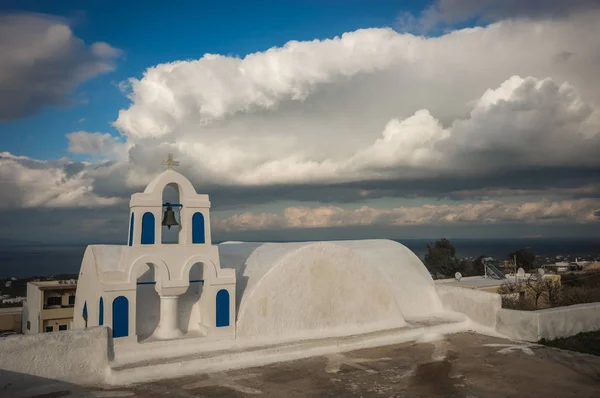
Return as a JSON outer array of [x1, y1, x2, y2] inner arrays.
[[161, 153, 179, 169]]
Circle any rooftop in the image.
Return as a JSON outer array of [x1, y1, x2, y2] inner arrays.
[[28, 281, 77, 290], [435, 275, 514, 289], [6, 333, 600, 397]]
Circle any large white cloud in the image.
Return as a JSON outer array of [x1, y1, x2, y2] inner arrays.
[[0, 13, 121, 121], [110, 13, 600, 189]]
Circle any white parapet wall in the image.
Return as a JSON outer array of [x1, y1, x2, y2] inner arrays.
[[497, 302, 600, 342], [436, 285, 502, 329], [0, 326, 110, 385]]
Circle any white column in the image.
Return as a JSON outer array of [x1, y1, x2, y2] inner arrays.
[[152, 295, 184, 340]]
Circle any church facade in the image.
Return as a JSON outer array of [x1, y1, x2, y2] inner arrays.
[[74, 157, 236, 343]]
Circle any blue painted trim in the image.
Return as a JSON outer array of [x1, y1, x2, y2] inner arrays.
[[216, 289, 230, 327], [141, 212, 155, 244], [136, 281, 156, 285], [189, 279, 204, 283], [128, 213, 134, 246], [162, 203, 183, 207], [82, 301, 88, 321], [192, 212, 205, 244], [99, 297, 104, 326]]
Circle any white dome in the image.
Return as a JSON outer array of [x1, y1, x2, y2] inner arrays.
[[219, 239, 443, 341]]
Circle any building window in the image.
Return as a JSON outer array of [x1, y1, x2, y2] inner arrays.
[[99, 297, 104, 326], [141, 212, 155, 244], [128, 212, 135, 246], [47, 296, 61, 307], [45, 326, 53, 333], [68, 295, 75, 305], [192, 212, 205, 244], [59, 325, 67, 331], [27, 321, 30, 330]]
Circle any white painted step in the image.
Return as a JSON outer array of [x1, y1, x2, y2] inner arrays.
[[106, 315, 470, 386]]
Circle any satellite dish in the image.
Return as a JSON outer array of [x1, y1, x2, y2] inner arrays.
[[538, 268, 545, 276], [454, 272, 462, 282]]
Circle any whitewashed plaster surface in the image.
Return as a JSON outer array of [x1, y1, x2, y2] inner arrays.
[[497, 302, 600, 342], [0, 327, 109, 385], [219, 239, 445, 341], [436, 285, 502, 329]]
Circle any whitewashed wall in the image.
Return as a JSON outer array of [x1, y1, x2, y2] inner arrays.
[[497, 303, 600, 342], [436, 285, 502, 329], [0, 326, 110, 385]]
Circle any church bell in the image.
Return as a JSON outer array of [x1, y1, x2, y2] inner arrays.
[[162, 204, 179, 229]]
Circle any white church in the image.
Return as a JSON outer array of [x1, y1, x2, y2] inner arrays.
[[74, 154, 236, 342], [74, 154, 449, 347]]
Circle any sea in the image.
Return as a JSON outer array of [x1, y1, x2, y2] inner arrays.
[[0, 238, 598, 278]]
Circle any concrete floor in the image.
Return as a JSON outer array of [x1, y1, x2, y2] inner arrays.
[[5, 332, 600, 398]]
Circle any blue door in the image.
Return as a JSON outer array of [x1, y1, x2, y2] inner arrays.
[[216, 289, 230, 327], [112, 296, 129, 337]]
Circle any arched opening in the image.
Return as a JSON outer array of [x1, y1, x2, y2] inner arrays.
[[216, 289, 230, 327], [99, 297, 104, 326], [128, 213, 134, 246], [192, 212, 205, 244], [136, 263, 160, 341], [141, 212, 155, 244], [112, 296, 129, 338], [161, 183, 181, 244], [178, 262, 204, 336]]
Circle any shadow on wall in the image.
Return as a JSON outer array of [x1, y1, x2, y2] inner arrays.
[[178, 263, 203, 334], [136, 266, 160, 341], [219, 243, 263, 318]]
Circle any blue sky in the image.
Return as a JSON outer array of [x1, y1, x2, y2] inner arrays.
[[1, 0, 426, 160]]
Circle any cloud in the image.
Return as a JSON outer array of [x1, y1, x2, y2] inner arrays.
[[213, 199, 600, 232], [0, 152, 123, 209], [66, 131, 128, 159], [2, 12, 600, 229], [110, 15, 600, 195], [413, 0, 600, 32], [0, 13, 121, 121]]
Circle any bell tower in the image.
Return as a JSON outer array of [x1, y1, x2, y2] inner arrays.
[[127, 153, 212, 247]]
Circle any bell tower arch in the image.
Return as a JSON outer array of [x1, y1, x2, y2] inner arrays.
[[128, 153, 212, 247]]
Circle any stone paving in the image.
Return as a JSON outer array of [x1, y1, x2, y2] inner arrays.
[[4, 332, 600, 397]]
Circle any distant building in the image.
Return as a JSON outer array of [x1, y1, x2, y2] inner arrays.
[[1, 297, 26, 304], [0, 307, 22, 333], [22, 280, 77, 334]]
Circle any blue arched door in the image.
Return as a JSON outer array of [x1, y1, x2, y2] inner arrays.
[[216, 289, 230, 327], [112, 296, 129, 338]]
